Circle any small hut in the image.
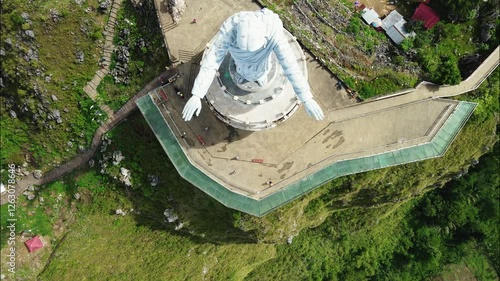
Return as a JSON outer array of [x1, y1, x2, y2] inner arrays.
[[24, 236, 44, 253], [382, 11, 416, 45]]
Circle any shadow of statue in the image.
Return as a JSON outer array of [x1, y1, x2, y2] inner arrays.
[[101, 111, 258, 245]]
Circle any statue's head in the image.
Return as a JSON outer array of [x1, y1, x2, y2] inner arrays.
[[236, 13, 266, 52]]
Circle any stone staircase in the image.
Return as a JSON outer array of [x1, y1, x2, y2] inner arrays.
[[83, 0, 124, 120]]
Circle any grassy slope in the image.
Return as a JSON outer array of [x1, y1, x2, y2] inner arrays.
[[434, 244, 498, 281], [96, 0, 169, 110], [245, 203, 413, 281], [0, 0, 105, 169], [38, 212, 275, 280]]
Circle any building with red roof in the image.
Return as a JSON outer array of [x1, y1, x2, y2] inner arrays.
[[412, 3, 440, 29], [24, 236, 44, 253]]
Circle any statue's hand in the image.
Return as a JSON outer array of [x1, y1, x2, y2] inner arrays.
[[304, 99, 324, 121], [182, 96, 202, 121]]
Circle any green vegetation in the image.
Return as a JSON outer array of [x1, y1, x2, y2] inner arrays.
[[260, 0, 499, 98], [38, 213, 276, 280], [409, 21, 477, 85], [96, 0, 169, 110], [0, 0, 498, 280], [371, 142, 499, 279], [461, 68, 500, 123], [435, 0, 486, 21], [244, 140, 499, 281], [0, 0, 105, 170]]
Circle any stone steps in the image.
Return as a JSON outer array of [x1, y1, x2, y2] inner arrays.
[[162, 22, 177, 33], [82, 0, 123, 113], [178, 49, 194, 63]]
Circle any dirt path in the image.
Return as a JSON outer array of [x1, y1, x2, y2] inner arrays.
[[345, 0, 397, 17]]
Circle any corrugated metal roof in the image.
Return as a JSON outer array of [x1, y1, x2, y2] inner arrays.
[[361, 7, 380, 24], [383, 11, 416, 45], [412, 3, 440, 29], [382, 10, 403, 31], [387, 26, 405, 44]]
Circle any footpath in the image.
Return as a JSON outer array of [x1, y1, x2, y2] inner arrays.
[[82, 0, 123, 120]]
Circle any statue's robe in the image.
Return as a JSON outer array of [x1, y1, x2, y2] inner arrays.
[[191, 8, 313, 102]]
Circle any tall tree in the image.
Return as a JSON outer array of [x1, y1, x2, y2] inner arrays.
[[438, 55, 462, 85], [436, 0, 481, 21]]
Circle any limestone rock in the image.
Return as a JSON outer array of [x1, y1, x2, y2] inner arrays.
[[119, 167, 132, 186], [24, 192, 35, 200], [164, 208, 179, 223], [33, 170, 42, 179], [148, 175, 159, 186], [25, 30, 35, 38], [167, 0, 186, 24], [99, 0, 111, 11], [49, 9, 60, 22], [175, 222, 184, 230], [76, 50, 85, 63], [112, 151, 125, 165]]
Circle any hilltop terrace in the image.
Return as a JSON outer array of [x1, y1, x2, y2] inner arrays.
[[136, 0, 498, 216]]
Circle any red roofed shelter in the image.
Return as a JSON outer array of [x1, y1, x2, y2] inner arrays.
[[412, 3, 440, 29], [25, 236, 44, 253]]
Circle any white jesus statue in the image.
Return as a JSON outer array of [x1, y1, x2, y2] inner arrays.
[[182, 8, 324, 122]]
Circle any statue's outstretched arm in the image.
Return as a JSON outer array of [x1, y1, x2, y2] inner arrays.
[[274, 28, 324, 121], [183, 22, 233, 121]]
